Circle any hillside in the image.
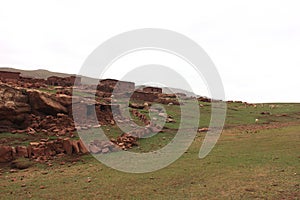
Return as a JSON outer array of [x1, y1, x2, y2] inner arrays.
[[0, 68, 201, 97], [0, 67, 98, 85]]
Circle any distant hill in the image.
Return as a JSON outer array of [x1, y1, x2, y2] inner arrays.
[[0, 67, 74, 78], [0, 67, 202, 97], [0, 67, 98, 85], [162, 87, 198, 97], [136, 84, 198, 97]]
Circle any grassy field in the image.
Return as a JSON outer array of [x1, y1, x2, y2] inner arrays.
[[0, 101, 300, 199]]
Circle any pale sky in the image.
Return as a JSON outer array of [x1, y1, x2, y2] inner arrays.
[[0, 0, 299, 103]]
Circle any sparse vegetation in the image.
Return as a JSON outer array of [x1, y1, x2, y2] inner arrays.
[[10, 158, 34, 170]]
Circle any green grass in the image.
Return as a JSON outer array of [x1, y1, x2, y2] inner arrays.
[[77, 101, 300, 154], [1, 101, 300, 199], [1, 125, 299, 199], [72, 90, 95, 98], [225, 102, 300, 126], [37, 88, 57, 94], [0, 132, 58, 146]]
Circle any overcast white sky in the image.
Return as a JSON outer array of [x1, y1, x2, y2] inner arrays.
[[0, 0, 299, 103]]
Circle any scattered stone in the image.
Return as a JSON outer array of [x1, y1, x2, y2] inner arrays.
[[89, 144, 102, 154], [166, 118, 175, 123], [9, 169, 18, 173], [198, 128, 209, 133], [158, 113, 168, 118], [245, 188, 255, 192], [131, 109, 150, 125], [101, 148, 109, 154], [40, 138, 49, 142], [129, 103, 145, 109], [11, 178, 17, 182]]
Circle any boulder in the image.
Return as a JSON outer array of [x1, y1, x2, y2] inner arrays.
[[78, 140, 89, 154], [72, 140, 80, 154], [62, 138, 73, 155], [129, 103, 145, 109], [0, 146, 13, 162], [0, 85, 30, 132], [88, 144, 101, 154], [28, 90, 67, 115], [16, 146, 29, 158], [31, 147, 45, 157]]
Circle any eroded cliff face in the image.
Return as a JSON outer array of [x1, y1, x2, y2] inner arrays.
[[0, 85, 31, 131], [0, 84, 119, 133], [28, 90, 68, 115], [0, 85, 72, 132]]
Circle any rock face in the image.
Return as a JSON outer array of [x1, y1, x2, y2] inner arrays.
[[0, 84, 82, 134], [0, 84, 122, 133], [28, 90, 67, 115], [0, 85, 31, 132]]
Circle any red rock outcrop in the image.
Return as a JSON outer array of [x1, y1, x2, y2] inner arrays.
[[0, 85, 31, 132], [28, 90, 68, 115], [0, 138, 89, 163]]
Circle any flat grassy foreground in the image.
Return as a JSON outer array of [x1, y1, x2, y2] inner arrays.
[[1, 123, 299, 199]]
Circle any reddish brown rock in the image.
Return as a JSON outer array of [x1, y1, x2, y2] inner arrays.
[[11, 147, 17, 158], [0, 146, 13, 163], [44, 146, 56, 157], [31, 147, 45, 157], [198, 127, 209, 132], [62, 138, 73, 155], [16, 146, 29, 158], [28, 90, 67, 115], [72, 140, 80, 154], [78, 140, 89, 154], [0, 85, 30, 132]]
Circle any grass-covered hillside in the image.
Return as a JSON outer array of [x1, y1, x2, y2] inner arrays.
[[0, 100, 299, 199]]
